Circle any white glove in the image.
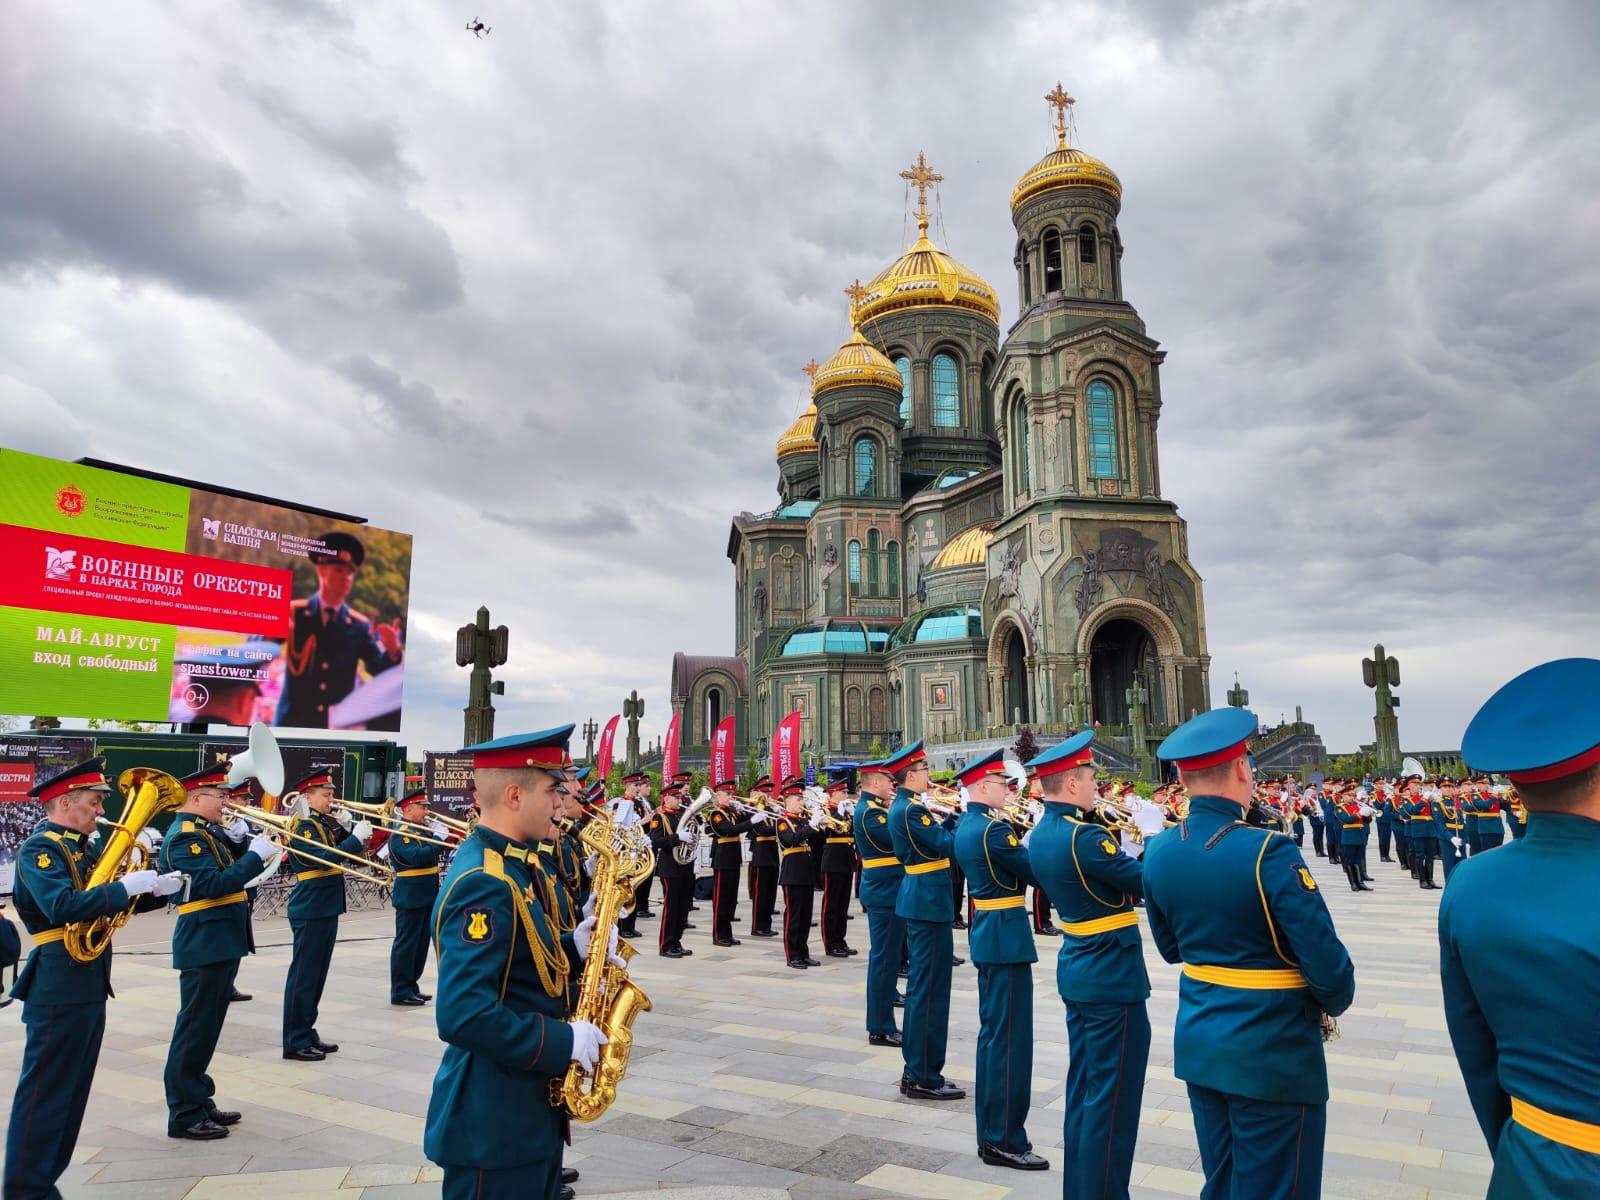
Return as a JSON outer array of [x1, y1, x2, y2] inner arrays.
[[376, 843, 391, 861], [136, 827, 161, 854], [152, 871, 186, 897], [676, 823, 696, 844], [957, 787, 971, 809], [1452, 836, 1463, 852], [583, 853, 598, 876], [568, 1019, 609, 1072], [352, 819, 373, 846], [582, 892, 596, 921], [574, 913, 620, 964], [1021, 827, 1034, 849], [247, 833, 278, 862], [808, 809, 827, 830], [331, 806, 353, 830], [121, 869, 160, 896], [1130, 798, 1167, 838], [750, 810, 769, 826], [1118, 830, 1145, 860], [839, 798, 855, 815], [228, 817, 251, 840], [428, 819, 448, 838]]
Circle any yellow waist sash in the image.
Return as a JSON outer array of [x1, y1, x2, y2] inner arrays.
[[973, 895, 1026, 911], [177, 891, 248, 915], [715, 837, 741, 844], [32, 928, 65, 947], [825, 837, 853, 844], [861, 856, 899, 869], [755, 836, 777, 843], [296, 868, 340, 882], [1060, 910, 1139, 936], [780, 845, 810, 857], [395, 867, 440, 878], [904, 858, 950, 875], [1183, 963, 1308, 989], [1512, 1097, 1600, 1153]]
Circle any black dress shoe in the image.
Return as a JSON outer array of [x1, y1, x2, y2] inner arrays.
[[392, 996, 427, 1006], [661, 947, 686, 958], [978, 1143, 1049, 1170], [283, 1047, 325, 1062], [868, 1032, 902, 1047], [826, 948, 851, 958], [229, 988, 252, 1002], [561, 1187, 574, 1200], [803, 957, 821, 966], [683, 922, 697, 930], [713, 938, 742, 947], [416, 992, 432, 1002], [314, 1041, 339, 1054], [900, 1079, 966, 1101], [751, 928, 777, 938], [951, 955, 966, 966], [208, 1109, 242, 1126], [844, 946, 858, 955], [951, 919, 968, 930], [787, 959, 809, 969], [1036, 927, 1060, 937], [618, 928, 640, 939], [169, 1118, 229, 1140], [638, 909, 656, 918], [562, 1166, 579, 1184]]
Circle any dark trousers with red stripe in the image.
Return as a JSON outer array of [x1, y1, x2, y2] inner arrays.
[[657, 874, 692, 952], [782, 884, 814, 963], [443, 1161, 560, 1200], [634, 869, 656, 916], [749, 865, 778, 934], [821, 872, 851, 951], [1031, 886, 1053, 932], [1063, 1000, 1150, 1200], [1187, 1083, 1325, 1200], [712, 867, 741, 942], [5, 999, 107, 1200]]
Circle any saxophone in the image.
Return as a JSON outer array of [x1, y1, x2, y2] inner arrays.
[[551, 811, 655, 1121]]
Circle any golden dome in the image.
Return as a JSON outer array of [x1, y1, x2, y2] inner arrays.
[[812, 328, 904, 400], [856, 232, 1001, 327], [930, 523, 994, 570], [776, 403, 818, 458], [1011, 82, 1122, 213]]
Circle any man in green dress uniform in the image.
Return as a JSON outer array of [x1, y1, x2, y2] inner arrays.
[[1443, 657, 1600, 1198], [160, 765, 277, 1138], [388, 789, 444, 1006], [1025, 730, 1162, 1197], [884, 740, 965, 1101], [951, 749, 1048, 1170], [852, 757, 905, 1047], [1145, 708, 1356, 1200], [423, 726, 610, 1200], [4, 758, 184, 1199], [282, 770, 372, 1060]]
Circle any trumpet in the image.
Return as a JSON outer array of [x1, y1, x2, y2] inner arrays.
[[225, 803, 394, 887], [335, 798, 458, 848], [1092, 795, 1177, 844]]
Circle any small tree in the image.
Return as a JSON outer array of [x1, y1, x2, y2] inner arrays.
[[1012, 726, 1040, 764]]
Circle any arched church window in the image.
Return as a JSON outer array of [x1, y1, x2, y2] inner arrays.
[[887, 540, 900, 595], [868, 686, 887, 729], [1015, 398, 1031, 494], [845, 687, 863, 732], [853, 436, 878, 496], [932, 354, 960, 427], [1079, 224, 1098, 264], [705, 687, 722, 738], [1017, 240, 1032, 305], [894, 355, 912, 425], [1042, 229, 1063, 292], [1086, 378, 1120, 479], [867, 529, 881, 596], [848, 540, 861, 594]]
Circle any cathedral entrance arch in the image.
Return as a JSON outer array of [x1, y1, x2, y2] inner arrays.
[[1075, 598, 1183, 728], [987, 615, 1034, 726]]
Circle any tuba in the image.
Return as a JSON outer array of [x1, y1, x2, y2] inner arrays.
[[552, 811, 654, 1121], [64, 767, 187, 963], [671, 790, 713, 866]]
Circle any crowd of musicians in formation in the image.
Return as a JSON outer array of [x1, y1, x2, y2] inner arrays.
[[3, 655, 1596, 1200]]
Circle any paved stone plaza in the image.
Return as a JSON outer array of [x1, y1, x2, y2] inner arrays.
[[0, 846, 1493, 1199]]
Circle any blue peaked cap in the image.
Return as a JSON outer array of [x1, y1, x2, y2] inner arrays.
[[1157, 707, 1257, 766], [1025, 729, 1094, 774], [1462, 658, 1600, 781]]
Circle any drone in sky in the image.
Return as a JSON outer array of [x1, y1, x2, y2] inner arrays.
[[466, 18, 491, 38]]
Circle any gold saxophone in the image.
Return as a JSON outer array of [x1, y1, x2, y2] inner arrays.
[[551, 811, 655, 1121], [65, 768, 188, 963]]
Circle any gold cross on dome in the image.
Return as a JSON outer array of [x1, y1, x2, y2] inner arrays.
[[802, 358, 820, 383], [1045, 81, 1075, 147], [844, 279, 869, 327], [899, 152, 942, 235]]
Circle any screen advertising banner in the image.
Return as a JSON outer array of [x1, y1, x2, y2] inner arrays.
[[0, 449, 414, 732]]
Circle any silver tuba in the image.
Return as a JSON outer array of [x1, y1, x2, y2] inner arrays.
[[671, 789, 714, 866]]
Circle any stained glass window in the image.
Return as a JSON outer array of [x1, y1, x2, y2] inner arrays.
[[895, 356, 912, 424], [932, 354, 960, 427], [853, 436, 878, 496], [1086, 379, 1120, 479]]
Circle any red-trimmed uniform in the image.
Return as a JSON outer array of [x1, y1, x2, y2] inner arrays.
[[819, 777, 857, 957]]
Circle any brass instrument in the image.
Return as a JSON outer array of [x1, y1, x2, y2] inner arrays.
[[336, 798, 457, 848], [1092, 794, 1177, 845], [553, 812, 654, 1121], [225, 803, 394, 886], [65, 767, 188, 963]]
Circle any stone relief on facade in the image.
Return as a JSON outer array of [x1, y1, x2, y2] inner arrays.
[[753, 579, 767, 626], [1074, 548, 1103, 618], [993, 552, 1021, 609]]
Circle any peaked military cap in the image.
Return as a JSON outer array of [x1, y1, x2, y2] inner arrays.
[[179, 763, 232, 792], [309, 531, 366, 567], [1463, 657, 1600, 784], [29, 756, 111, 803], [878, 739, 927, 775], [778, 775, 806, 797], [955, 748, 1008, 788], [463, 726, 575, 776], [751, 774, 773, 791], [397, 788, 428, 807], [1025, 729, 1095, 778], [1158, 707, 1258, 770], [622, 771, 648, 785]]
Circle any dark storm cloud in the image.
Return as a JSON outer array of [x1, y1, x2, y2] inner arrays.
[[0, 0, 1594, 754]]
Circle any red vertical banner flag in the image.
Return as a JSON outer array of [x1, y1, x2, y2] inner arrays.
[[771, 711, 802, 786], [710, 715, 736, 787], [662, 711, 682, 780], [597, 714, 620, 779]]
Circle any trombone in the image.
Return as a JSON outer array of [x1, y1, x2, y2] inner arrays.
[[335, 798, 458, 849], [225, 803, 394, 886]]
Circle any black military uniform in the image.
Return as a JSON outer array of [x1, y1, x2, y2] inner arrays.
[[776, 782, 825, 968], [388, 791, 442, 1006], [745, 776, 779, 937], [276, 532, 401, 729], [646, 791, 695, 957], [706, 794, 755, 946], [818, 781, 857, 957]]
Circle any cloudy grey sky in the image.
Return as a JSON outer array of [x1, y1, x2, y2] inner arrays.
[[2, 0, 1596, 755]]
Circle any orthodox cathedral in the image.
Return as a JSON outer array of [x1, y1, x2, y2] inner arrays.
[[671, 86, 1212, 767]]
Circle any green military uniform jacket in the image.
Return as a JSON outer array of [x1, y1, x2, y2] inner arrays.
[[887, 788, 956, 923], [852, 794, 903, 909], [424, 825, 581, 1171], [158, 816, 264, 970], [10, 823, 130, 1004], [286, 813, 363, 922], [389, 829, 443, 910], [1029, 804, 1150, 1003], [952, 808, 1037, 965]]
